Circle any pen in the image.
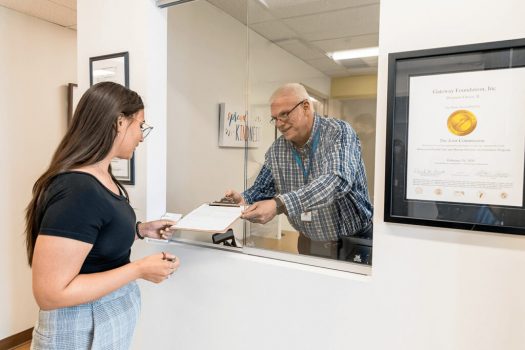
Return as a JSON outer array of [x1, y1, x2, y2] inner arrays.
[[209, 202, 240, 207], [161, 252, 176, 262]]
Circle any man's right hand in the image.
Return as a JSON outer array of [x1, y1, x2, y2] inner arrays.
[[224, 189, 246, 205]]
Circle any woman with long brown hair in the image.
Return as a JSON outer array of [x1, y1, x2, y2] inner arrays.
[[26, 82, 179, 349]]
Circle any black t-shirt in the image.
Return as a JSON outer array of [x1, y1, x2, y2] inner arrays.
[[39, 172, 136, 274]]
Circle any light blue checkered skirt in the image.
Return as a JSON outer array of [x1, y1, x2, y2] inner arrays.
[[31, 281, 141, 350]]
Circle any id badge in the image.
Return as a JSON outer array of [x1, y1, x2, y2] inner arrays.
[[301, 211, 312, 222]]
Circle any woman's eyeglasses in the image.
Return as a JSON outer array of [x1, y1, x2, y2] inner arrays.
[[140, 122, 153, 139], [129, 116, 154, 139]]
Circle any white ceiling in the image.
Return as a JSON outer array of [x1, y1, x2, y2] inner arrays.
[[0, 0, 76, 29], [0, 0, 379, 77], [207, 0, 380, 77]]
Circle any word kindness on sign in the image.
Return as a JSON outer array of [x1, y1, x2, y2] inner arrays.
[[219, 103, 262, 148]]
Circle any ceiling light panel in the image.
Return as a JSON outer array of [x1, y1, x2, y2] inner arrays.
[[331, 47, 379, 60]]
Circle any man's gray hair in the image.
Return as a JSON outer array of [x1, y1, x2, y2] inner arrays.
[[269, 83, 310, 104]]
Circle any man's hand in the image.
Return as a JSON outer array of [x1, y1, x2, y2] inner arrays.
[[241, 199, 277, 224], [224, 189, 246, 205]]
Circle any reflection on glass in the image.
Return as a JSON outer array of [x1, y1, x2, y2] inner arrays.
[[241, 0, 378, 266], [231, 83, 374, 263]]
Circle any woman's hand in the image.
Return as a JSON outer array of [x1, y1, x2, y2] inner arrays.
[[138, 220, 176, 240], [134, 252, 180, 283]]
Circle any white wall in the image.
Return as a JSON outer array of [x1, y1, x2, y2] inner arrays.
[[371, 1, 525, 348], [0, 6, 76, 339], [75, 1, 525, 349], [77, 0, 167, 221]]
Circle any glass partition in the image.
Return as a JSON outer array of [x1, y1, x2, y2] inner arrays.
[[164, 0, 378, 272], [243, 0, 377, 270], [165, 0, 248, 247]]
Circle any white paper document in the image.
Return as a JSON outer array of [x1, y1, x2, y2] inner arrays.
[[173, 204, 242, 233], [406, 68, 525, 206], [161, 212, 183, 222]]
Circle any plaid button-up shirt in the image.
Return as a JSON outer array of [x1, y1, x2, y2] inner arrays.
[[243, 115, 373, 241]]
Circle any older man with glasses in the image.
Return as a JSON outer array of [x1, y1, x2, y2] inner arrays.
[[225, 83, 373, 261]]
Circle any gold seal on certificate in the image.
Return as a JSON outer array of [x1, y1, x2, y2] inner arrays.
[[447, 109, 477, 136]]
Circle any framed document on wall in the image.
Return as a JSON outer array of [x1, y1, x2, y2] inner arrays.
[[89, 52, 129, 86], [89, 52, 135, 185], [385, 38, 525, 234]]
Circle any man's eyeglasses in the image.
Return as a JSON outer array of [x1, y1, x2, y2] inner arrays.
[[270, 99, 307, 124]]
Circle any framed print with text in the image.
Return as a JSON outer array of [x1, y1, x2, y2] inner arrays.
[[89, 52, 135, 185], [385, 38, 525, 234]]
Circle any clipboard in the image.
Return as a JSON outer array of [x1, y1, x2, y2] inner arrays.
[[208, 197, 240, 207], [172, 203, 242, 233]]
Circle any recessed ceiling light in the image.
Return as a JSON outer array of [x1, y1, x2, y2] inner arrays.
[[330, 47, 379, 61]]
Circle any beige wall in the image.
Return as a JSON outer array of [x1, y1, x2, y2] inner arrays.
[[331, 74, 377, 99], [0, 6, 76, 339]]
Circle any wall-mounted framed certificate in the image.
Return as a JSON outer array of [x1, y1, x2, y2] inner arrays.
[[385, 38, 525, 234]]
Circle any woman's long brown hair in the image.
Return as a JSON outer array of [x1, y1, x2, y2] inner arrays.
[[25, 82, 144, 266]]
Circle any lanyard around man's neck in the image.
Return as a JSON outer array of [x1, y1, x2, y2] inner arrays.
[[291, 128, 321, 183]]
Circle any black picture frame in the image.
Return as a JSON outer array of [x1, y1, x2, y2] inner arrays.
[[89, 52, 134, 185], [385, 38, 525, 235], [89, 52, 129, 87]]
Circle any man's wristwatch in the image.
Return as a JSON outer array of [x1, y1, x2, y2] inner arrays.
[[273, 195, 287, 215]]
